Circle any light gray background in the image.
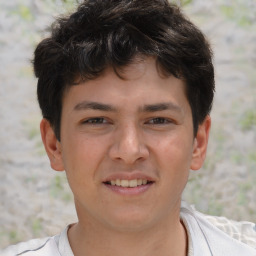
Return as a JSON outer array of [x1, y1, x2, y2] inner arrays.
[[0, 0, 255, 248]]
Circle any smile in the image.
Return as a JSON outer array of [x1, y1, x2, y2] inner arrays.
[[105, 179, 152, 188]]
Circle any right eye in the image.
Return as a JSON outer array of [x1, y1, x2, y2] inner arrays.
[[82, 117, 107, 124]]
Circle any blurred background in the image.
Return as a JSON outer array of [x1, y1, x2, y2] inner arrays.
[[0, 0, 255, 248]]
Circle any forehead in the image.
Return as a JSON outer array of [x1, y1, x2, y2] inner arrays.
[[62, 58, 189, 112]]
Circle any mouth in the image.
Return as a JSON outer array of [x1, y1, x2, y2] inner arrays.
[[104, 179, 154, 188]]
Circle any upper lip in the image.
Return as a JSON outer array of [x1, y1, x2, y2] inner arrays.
[[102, 172, 156, 183]]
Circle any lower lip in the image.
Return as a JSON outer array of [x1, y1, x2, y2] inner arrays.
[[103, 183, 153, 195]]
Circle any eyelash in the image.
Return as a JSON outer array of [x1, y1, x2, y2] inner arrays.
[[146, 117, 172, 125], [82, 117, 108, 124]]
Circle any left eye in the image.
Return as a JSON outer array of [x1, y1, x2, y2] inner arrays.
[[83, 118, 107, 124], [147, 118, 171, 124]]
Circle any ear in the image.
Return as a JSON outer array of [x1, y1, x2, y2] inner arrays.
[[40, 118, 65, 172], [190, 115, 211, 171]]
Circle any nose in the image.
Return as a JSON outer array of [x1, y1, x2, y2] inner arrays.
[[109, 124, 149, 165]]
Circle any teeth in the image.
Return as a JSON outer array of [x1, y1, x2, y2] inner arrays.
[[121, 180, 129, 187], [129, 180, 137, 187], [108, 179, 149, 187]]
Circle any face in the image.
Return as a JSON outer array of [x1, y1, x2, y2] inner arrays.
[[41, 58, 210, 232]]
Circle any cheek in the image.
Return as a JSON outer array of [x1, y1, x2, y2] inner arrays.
[[61, 135, 106, 182], [149, 135, 192, 211], [153, 132, 193, 191], [154, 132, 194, 165], [61, 138, 103, 201], [64, 132, 102, 159]]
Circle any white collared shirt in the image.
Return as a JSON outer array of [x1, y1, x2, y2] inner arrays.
[[2, 202, 256, 256]]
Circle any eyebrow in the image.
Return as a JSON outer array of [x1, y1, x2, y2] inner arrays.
[[141, 103, 182, 113], [74, 101, 117, 112], [73, 101, 182, 113]]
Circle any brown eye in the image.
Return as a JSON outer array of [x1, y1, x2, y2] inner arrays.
[[148, 118, 170, 124], [83, 118, 106, 124]]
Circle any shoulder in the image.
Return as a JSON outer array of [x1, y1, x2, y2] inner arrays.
[[181, 201, 256, 249], [1, 236, 59, 256], [204, 214, 256, 248]]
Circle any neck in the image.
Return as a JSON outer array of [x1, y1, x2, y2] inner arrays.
[[68, 210, 188, 256]]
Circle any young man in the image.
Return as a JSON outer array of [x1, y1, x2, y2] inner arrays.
[[3, 0, 256, 255]]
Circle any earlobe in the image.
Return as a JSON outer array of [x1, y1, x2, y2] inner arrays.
[[190, 115, 211, 171], [40, 119, 65, 172]]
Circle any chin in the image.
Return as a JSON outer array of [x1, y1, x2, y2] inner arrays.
[[103, 208, 157, 232]]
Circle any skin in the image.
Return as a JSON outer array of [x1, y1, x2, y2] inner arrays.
[[41, 58, 211, 256]]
